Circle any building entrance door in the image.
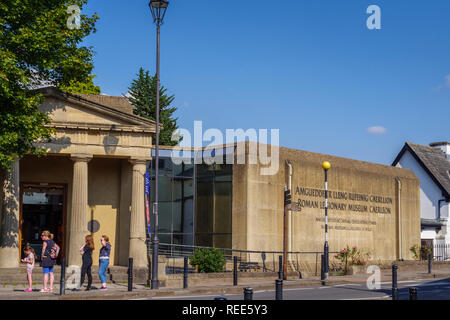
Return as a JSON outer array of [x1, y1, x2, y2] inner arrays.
[[20, 184, 66, 264]]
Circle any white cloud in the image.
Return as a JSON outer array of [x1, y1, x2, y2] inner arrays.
[[435, 75, 450, 91], [445, 75, 450, 87], [367, 126, 387, 135], [183, 101, 190, 108]]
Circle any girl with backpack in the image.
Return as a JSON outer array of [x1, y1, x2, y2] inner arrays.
[[79, 235, 94, 291], [40, 230, 59, 293]]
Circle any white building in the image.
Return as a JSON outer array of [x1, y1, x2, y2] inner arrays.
[[393, 142, 450, 255]]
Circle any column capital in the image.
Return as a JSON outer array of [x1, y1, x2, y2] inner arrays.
[[129, 157, 149, 166], [70, 154, 93, 162]]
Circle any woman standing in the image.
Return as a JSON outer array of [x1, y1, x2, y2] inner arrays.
[[98, 235, 111, 290], [40, 231, 59, 293], [79, 235, 94, 291]]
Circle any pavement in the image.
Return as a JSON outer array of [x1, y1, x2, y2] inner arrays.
[[1, 269, 449, 300]]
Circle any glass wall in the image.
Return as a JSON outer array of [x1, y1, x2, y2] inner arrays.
[[149, 150, 195, 251], [196, 163, 232, 249], [149, 148, 233, 253]]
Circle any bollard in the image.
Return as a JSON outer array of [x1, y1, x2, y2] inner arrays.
[[278, 256, 283, 280], [275, 279, 283, 300], [392, 264, 398, 300], [244, 287, 253, 300], [183, 256, 189, 289], [128, 257, 133, 292], [60, 258, 66, 295], [428, 252, 432, 274], [320, 255, 325, 281], [409, 287, 418, 300], [233, 256, 238, 286]]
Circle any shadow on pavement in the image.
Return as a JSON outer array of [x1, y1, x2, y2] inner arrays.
[[376, 277, 450, 300]]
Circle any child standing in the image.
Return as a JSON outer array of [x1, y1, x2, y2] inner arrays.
[[22, 245, 36, 292]]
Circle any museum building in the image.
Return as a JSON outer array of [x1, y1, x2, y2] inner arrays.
[[0, 88, 421, 269]]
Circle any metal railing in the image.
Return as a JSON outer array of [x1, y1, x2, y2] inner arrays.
[[421, 243, 450, 261], [154, 243, 339, 275]]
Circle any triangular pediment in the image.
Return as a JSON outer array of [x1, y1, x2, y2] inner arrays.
[[37, 87, 157, 130]]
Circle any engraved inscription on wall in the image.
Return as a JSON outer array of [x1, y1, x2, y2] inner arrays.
[[294, 186, 394, 232]]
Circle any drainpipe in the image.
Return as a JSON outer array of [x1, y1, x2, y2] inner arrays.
[[286, 160, 295, 271], [396, 178, 402, 260]]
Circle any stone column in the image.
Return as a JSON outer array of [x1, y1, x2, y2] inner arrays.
[[68, 154, 92, 267], [0, 159, 20, 268], [129, 159, 148, 267]]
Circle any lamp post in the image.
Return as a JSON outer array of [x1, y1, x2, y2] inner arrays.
[[149, 0, 169, 290], [322, 161, 331, 280]]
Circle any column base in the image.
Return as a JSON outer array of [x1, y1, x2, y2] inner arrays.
[[129, 238, 148, 268], [0, 247, 19, 268]]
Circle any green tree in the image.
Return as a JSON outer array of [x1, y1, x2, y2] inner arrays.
[[59, 74, 101, 95], [0, 0, 99, 170], [127, 67, 181, 146]]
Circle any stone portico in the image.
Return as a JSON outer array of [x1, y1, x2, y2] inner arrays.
[[0, 87, 156, 268]]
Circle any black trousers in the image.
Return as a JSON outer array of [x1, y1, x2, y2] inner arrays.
[[80, 260, 92, 288]]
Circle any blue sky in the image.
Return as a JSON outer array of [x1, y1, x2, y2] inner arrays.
[[81, 0, 450, 165]]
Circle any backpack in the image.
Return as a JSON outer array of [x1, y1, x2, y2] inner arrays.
[[49, 243, 59, 259]]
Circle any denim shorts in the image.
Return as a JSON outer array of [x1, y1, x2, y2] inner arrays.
[[43, 266, 54, 274]]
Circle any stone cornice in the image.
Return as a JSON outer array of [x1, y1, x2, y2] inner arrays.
[[47, 121, 156, 134]]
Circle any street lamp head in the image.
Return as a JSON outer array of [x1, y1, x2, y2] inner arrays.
[[149, 0, 169, 25], [322, 161, 331, 170]]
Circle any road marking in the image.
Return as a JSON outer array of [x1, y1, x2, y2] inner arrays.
[[332, 284, 361, 287], [340, 295, 390, 300], [152, 294, 226, 299], [284, 287, 314, 291]]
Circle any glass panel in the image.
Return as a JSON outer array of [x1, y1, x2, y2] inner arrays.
[[182, 163, 194, 178], [197, 163, 214, 177], [158, 234, 172, 247], [172, 200, 182, 233], [213, 234, 232, 250], [195, 175, 214, 236], [173, 234, 194, 254], [158, 202, 172, 234], [158, 175, 172, 202], [214, 181, 232, 235], [195, 234, 213, 248], [183, 198, 194, 235], [215, 164, 232, 178], [174, 162, 194, 178]]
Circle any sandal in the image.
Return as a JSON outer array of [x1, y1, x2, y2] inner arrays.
[[47, 288, 53, 293], [39, 288, 47, 292]]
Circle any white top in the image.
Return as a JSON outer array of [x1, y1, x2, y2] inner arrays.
[[26, 253, 35, 271]]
